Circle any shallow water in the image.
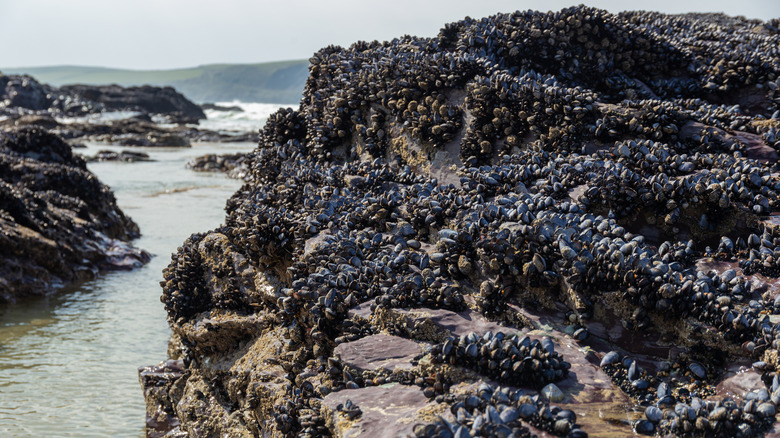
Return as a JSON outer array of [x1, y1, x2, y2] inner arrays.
[[0, 141, 254, 437]]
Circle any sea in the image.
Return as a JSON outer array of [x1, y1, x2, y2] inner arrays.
[[0, 102, 283, 437]]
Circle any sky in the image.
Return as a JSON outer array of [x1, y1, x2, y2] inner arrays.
[[1, 0, 778, 70]]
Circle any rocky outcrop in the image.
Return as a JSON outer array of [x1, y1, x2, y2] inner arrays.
[[144, 7, 780, 438], [0, 74, 257, 147], [0, 127, 149, 302], [1, 74, 204, 122], [201, 103, 244, 112], [85, 149, 153, 163], [0, 114, 258, 147], [58, 84, 205, 123], [186, 153, 248, 179]]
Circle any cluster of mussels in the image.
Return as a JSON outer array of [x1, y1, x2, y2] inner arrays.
[[157, 5, 780, 438], [431, 331, 570, 388], [414, 383, 587, 438], [600, 351, 778, 436]]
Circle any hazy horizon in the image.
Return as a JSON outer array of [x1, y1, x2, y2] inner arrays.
[[1, 0, 778, 71], [3, 60, 308, 71]]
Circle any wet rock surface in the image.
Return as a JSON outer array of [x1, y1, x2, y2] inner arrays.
[[84, 149, 154, 163], [322, 385, 433, 437], [334, 334, 424, 372], [186, 153, 249, 179], [138, 359, 187, 438], [201, 103, 244, 113], [145, 7, 780, 438], [0, 127, 149, 302]]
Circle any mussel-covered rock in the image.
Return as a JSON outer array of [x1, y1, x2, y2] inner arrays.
[[144, 6, 780, 438], [0, 127, 148, 301]]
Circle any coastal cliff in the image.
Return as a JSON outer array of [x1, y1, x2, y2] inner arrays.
[[144, 7, 780, 437]]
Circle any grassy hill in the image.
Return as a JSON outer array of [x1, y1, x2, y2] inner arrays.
[[2, 60, 310, 104]]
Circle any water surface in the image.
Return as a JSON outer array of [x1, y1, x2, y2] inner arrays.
[[0, 141, 254, 437]]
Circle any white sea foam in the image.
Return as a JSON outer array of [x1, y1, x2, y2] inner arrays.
[[51, 101, 288, 134], [56, 110, 144, 125], [198, 101, 291, 134]]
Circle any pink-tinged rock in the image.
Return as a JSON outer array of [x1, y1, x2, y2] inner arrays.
[[679, 121, 778, 162], [505, 304, 637, 435], [335, 334, 424, 372], [138, 360, 186, 438], [323, 384, 437, 438], [348, 300, 373, 318], [398, 307, 513, 337], [679, 119, 777, 162], [767, 422, 780, 438], [716, 365, 766, 401], [401, 306, 633, 433], [735, 130, 778, 162]]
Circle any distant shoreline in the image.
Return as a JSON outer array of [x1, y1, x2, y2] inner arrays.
[[1, 60, 309, 105]]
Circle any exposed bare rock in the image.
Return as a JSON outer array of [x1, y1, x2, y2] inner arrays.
[[322, 385, 435, 438], [334, 334, 424, 372]]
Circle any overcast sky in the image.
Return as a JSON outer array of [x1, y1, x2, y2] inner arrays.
[[1, 0, 778, 70]]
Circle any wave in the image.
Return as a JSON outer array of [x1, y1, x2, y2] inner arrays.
[[56, 110, 144, 125], [49, 101, 288, 135], [198, 101, 292, 134]]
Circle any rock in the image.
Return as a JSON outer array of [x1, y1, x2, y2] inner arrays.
[[322, 385, 435, 438], [59, 84, 205, 123], [0, 73, 259, 145], [138, 360, 186, 438], [716, 367, 766, 399], [1, 74, 204, 122], [85, 149, 153, 162], [144, 6, 780, 438], [0, 74, 54, 111], [10, 114, 61, 129], [0, 127, 149, 302], [334, 334, 423, 372], [186, 153, 248, 179], [53, 118, 193, 147], [201, 103, 244, 112]]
